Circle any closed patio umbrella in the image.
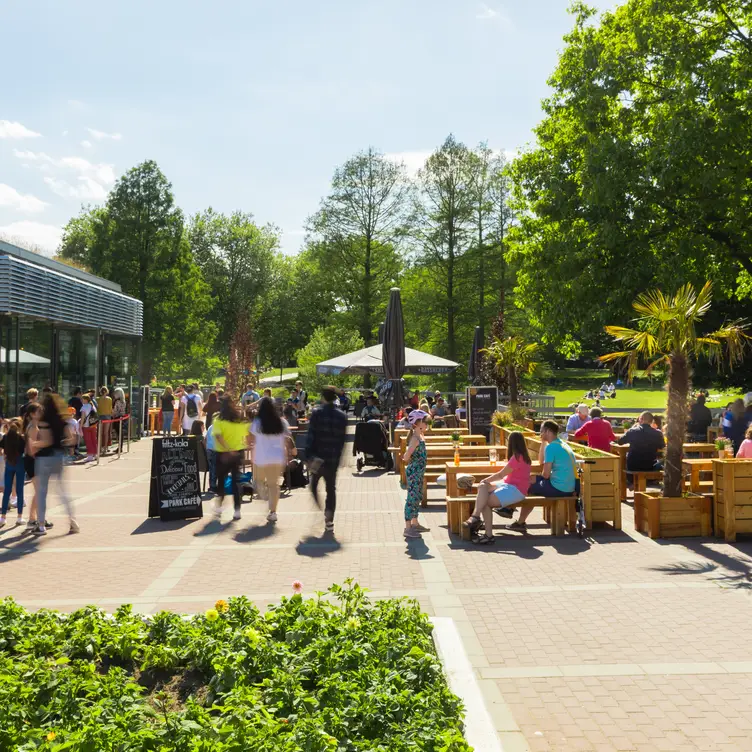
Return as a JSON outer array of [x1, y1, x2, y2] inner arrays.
[[468, 326, 483, 386], [377, 322, 385, 344], [382, 288, 405, 411]]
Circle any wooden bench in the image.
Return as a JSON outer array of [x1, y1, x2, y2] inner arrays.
[[446, 491, 576, 539], [627, 470, 663, 493]]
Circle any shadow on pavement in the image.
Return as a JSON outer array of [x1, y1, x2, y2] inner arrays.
[[650, 538, 752, 590], [233, 522, 278, 544], [295, 532, 342, 558], [404, 537, 434, 560], [131, 519, 197, 535]]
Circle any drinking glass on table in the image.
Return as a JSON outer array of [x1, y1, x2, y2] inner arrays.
[[489, 448, 497, 466]]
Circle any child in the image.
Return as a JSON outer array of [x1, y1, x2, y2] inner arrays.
[[65, 407, 80, 463], [0, 419, 26, 527], [402, 410, 429, 539], [737, 427, 752, 459], [463, 431, 532, 545]]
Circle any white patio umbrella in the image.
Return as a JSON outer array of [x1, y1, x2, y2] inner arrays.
[[0, 346, 51, 365], [316, 345, 458, 376]]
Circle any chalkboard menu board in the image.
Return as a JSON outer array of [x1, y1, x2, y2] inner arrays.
[[466, 386, 498, 440], [148, 436, 203, 521]]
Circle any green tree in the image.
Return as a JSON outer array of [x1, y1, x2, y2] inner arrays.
[[308, 147, 410, 346], [509, 0, 752, 354], [189, 209, 278, 357], [411, 135, 475, 390], [59, 161, 215, 382], [482, 336, 541, 406], [296, 324, 365, 391], [601, 282, 749, 497]]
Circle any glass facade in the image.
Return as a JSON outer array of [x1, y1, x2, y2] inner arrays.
[[0, 315, 140, 420]]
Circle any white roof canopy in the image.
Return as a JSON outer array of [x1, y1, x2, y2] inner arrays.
[[316, 345, 458, 376]]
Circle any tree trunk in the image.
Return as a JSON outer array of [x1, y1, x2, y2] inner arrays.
[[478, 214, 485, 338], [447, 232, 457, 392], [508, 365, 518, 407], [664, 352, 689, 497]]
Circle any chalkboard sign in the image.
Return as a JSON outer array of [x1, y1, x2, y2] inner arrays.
[[148, 436, 203, 521], [466, 386, 498, 440]]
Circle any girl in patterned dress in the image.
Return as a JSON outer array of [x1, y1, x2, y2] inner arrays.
[[402, 410, 429, 539]]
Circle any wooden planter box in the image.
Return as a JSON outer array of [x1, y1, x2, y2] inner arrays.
[[634, 491, 711, 539], [569, 445, 622, 530], [490, 424, 534, 446], [713, 459, 752, 542]]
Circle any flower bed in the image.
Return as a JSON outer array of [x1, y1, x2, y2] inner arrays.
[[0, 582, 471, 751]]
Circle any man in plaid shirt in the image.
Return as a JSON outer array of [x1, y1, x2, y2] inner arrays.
[[305, 386, 348, 532]]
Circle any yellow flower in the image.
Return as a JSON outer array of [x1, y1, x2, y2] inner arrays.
[[346, 617, 360, 630], [214, 599, 229, 613], [46, 731, 57, 742], [205, 608, 219, 622], [244, 627, 262, 646]]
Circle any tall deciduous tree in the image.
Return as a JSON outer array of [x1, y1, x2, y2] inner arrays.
[[308, 147, 410, 346], [509, 0, 752, 354], [59, 161, 214, 383], [412, 135, 475, 391], [189, 209, 278, 357]]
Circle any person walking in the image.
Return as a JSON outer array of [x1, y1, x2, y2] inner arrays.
[[305, 386, 347, 532], [0, 418, 26, 527], [402, 410, 430, 539], [31, 394, 78, 535], [205, 421, 218, 493], [179, 385, 203, 437], [23, 403, 45, 529], [203, 391, 220, 429], [250, 396, 291, 524], [161, 386, 175, 436], [212, 396, 249, 521]]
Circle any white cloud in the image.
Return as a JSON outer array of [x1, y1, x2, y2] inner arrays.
[[385, 151, 432, 176], [44, 175, 108, 201], [0, 183, 46, 213], [13, 149, 116, 186], [86, 127, 122, 141], [476, 3, 514, 28], [0, 120, 41, 139], [80, 139, 92, 148], [0, 221, 62, 255]]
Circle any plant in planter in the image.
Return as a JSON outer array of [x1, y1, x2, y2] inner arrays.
[[622, 419, 632, 431], [482, 335, 541, 408], [715, 437, 734, 458], [601, 282, 749, 498]]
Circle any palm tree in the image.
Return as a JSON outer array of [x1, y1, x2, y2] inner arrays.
[[601, 282, 749, 497], [482, 335, 541, 408]]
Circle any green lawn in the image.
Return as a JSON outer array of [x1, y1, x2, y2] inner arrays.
[[541, 369, 740, 410]]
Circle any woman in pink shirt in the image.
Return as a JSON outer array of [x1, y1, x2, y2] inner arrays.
[[464, 432, 532, 545], [737, 427, 752, 459]]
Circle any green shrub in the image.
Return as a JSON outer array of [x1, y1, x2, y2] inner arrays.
[[0, 581, 470, 751]]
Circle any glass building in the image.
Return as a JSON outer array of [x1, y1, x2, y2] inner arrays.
[[0, 240, 143, 422]]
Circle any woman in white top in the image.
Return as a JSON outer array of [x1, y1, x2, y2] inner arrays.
[[249, 397, 290, 523]]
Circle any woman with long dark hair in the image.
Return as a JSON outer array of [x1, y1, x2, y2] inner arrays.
[[31, 394, 77, 535], [0, 418, 26, 527], [212, 396, 249, 520], [250, 396, 290, 523], [463, 431, 532, 545], [203, 391, 220, 429]]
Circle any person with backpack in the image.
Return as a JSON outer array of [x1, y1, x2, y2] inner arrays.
[[180, 385, 204, 436], [80, 394, 99, 462]]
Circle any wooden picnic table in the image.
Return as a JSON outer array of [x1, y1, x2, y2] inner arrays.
[[391, 433, 487, 476], [682, 458, 713, 493], [415, 444, 506, 491], [707, 425, 721, 443], [444, 461, 510, 499]]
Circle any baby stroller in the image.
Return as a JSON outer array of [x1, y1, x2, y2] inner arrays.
[[353, 421, 393, 473]]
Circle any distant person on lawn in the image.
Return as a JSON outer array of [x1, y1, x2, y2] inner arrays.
[[617, 411, 665, 472], [513, 421, 577, 531], [574, 406, 616, 453], [566, 404, 589, 435]]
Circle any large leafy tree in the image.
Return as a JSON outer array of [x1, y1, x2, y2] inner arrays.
[[189, 209, 278, 358], [307, 147, 410, 346], [411, 135, 476, 391], [601, 282, 749, 497], [59, 161, 214, 382], [509, 0, 752, 354], [296, 324, 365, 391]]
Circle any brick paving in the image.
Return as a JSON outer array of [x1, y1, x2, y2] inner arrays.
[[3, 434, 752, 750]]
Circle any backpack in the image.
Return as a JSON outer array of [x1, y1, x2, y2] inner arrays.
[[185, 395, 199, 419], [285, 459, 308, 489], [85, 407, 99, 427]]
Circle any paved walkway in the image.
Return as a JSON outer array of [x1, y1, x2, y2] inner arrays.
[[3, 436, 752, 751]]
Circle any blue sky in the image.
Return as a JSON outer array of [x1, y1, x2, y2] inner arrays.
[[0, 0, 618, 255]]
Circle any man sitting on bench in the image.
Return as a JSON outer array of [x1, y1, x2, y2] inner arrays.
[[511, 420, 577, 531], [617, 411, 664, 482]]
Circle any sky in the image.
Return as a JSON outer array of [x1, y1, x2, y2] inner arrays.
[[0, 0, 620, 256]]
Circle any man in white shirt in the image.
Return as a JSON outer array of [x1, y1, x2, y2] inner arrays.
[[180, 385, 204, 435], [565, 404, 589, 436]]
